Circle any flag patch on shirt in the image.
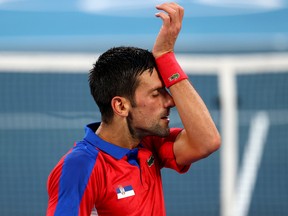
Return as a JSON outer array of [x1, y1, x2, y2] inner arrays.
[[116, 185, 135, 199]]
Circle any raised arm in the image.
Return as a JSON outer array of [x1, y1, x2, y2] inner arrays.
[[153, 2, 221, 166]]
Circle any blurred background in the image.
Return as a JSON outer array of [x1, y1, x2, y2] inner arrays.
[[0, 0, 287, 215]]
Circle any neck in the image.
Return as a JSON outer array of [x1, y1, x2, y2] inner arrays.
[[96, 121, 140, 149]]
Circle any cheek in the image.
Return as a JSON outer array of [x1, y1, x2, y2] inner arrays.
[[133, 102, 158, 121], [138, 101, 160, 114], [138, 96, 162, 107], [134, 95, 163, 117]]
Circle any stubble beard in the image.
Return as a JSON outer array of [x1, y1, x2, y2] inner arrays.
[[127, 112, 170, 140]]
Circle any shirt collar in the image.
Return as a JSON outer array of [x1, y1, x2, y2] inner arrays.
[[83, 122, 131, 160]]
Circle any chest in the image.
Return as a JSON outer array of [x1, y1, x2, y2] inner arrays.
[[95, 149, 165, 215]]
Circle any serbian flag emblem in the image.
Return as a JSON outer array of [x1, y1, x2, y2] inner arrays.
[[116, 185, 135, 199]]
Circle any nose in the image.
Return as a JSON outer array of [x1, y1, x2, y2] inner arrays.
[[164, 90, 175, 108]]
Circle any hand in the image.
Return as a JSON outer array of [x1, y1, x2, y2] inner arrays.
[[152, 2, 184, 58]]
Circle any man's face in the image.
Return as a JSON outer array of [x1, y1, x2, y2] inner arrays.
[[127, 68, 175, 139]]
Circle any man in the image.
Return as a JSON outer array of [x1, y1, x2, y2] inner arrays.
[[46, 2, 221, 216]]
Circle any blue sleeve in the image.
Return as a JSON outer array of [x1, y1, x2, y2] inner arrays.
[[54, 144, 98, 216]]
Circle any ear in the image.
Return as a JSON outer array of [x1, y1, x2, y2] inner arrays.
[[111, 96, 130, 117]]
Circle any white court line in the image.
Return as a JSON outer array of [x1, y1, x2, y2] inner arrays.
[[1, 52, 288, 74], [234, 111, 270, 216]]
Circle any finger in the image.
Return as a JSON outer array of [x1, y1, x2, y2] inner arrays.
[[169, 2, 184, 21], [156, 3, 177, 17], [155, 11, 171, 26], [156, 3, 183, 24]]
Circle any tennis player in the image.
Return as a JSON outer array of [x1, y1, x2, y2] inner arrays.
[[46, 2, 221, 216]]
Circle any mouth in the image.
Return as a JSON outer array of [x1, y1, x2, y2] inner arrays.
[[161, 116, 169, 121], [160, 111, 170, 122]]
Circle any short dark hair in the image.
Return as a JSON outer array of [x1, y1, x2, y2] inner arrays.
[[89, 46, 156, 123]]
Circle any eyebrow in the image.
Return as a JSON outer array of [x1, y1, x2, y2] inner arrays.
[[149, 86, 165, 94]]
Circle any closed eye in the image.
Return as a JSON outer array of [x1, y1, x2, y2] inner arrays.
[[151, 87, 166, 97], [152, 91, 160, 97]]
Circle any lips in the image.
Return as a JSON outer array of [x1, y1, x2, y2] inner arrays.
[[162, 117, 170, 122], [161, 110, 170, 121]]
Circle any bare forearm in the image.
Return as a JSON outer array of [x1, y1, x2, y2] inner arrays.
[[170, 79, 221, 165]]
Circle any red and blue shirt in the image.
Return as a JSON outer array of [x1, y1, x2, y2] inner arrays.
[[47, 123, 190, 216]]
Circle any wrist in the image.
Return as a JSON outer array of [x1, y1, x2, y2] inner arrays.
[[155, 52, 188, 88]]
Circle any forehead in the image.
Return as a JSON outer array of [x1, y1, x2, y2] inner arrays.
[[137, 68, 163, 90]]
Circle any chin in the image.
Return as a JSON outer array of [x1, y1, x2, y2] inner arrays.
[[155, 127, 170, 137]]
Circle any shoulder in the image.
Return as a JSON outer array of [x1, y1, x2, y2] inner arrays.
[[49, 141, 101, 185], [65, 141, 99, 166], [48, 141, 103, 194]]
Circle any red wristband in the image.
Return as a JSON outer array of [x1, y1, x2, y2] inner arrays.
[[155, 52, 188, 88]]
